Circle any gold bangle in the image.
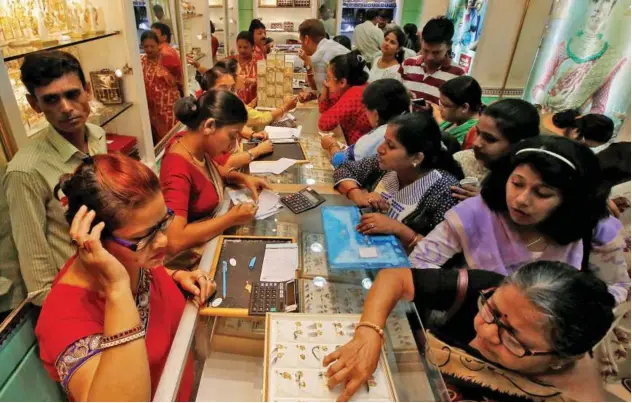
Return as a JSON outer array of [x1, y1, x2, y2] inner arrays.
[[355, 322, 384, 338]]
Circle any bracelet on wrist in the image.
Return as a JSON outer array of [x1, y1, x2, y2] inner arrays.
[[343, 187, 361, 198], [246, 150, 255, 161], [100, 324, 146, 349], [171, 269, 181, 282], [355, 322, 384, 339]]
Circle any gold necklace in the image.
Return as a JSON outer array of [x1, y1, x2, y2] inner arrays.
[[176, 139, 205, 167], [525, 237, 543, 248]]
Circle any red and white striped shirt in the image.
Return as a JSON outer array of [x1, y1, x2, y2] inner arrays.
[[398, 56, 465, 104]]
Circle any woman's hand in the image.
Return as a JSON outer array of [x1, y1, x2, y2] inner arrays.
[[173, 269, 216, 308], [252, 131, 268, 141], [357, 213, 400, 235], [283, 95, 298, 112], [253, 140, 274, 157], [69, 205, 130, 295], [235, 175, 271, 202], [227, 202, 257, 226], [349, 191, 389, 213], [451, 184, 480, 201], [323, 327, 383, 402], [321, 135, 336, 151]]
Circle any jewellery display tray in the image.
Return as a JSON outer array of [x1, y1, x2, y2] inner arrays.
[[202, 236, 296, 318], [263, 313, 399, 401], [321, 206, 411, 270], [243, 141, 309, 163], [299, 279, 418, 362]]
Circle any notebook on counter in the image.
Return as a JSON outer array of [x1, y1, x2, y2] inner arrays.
[[321, 206, 411, 270]]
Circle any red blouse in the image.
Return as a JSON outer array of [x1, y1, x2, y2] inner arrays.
[[318, 84, 372, 145], [35, 257, 194, 401], [160, 135, 220, 222]]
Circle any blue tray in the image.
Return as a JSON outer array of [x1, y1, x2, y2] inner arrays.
[[321, 206, 411, 270]]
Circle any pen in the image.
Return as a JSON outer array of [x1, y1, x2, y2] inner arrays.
[[222, 260, 227, 298], [249, 257, 257, 271]]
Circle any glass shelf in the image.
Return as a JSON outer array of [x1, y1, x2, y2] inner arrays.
[[26, 102, 133, 138], [2, 31, 120, 62]]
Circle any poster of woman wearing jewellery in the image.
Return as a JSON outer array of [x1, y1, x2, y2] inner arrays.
[[525, 0, 630, 124], [447, 0, 488, 73]]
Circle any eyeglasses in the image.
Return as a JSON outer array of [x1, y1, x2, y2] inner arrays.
[[438, 99, 458, 109], [109, 208, 175, 252], [477, 290, 558, 358]]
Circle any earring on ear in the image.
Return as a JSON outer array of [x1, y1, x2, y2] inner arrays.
[[412, 162, 418, 168]]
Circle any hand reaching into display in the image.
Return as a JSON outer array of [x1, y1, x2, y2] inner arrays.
[[172, 269, 216, 308], [348, 191, 389, 213], [323, 327, 383, 402], [357, 213, 403, 236], [69, 205, 130, 295], [283, 95, 299, 112], [227, 202, 257, 226]]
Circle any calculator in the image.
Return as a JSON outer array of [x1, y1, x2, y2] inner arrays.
[[280, 187, 326, 214], [248, 279, 298, 316]]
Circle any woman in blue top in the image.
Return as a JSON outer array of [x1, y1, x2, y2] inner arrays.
[[322, 78, 411, 168]]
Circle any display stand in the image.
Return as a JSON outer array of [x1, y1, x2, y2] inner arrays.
[[253, 0, 317, 45], [0, 0, 156, 167], [200, 235, 297, 318]]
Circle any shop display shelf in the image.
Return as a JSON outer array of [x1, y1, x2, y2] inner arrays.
[[3, 31, 120, 62]]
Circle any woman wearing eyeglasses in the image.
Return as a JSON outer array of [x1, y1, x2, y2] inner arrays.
[[160, 90, 270, 259], [324, 261, 616, 401], [35, 154, 214, 401]]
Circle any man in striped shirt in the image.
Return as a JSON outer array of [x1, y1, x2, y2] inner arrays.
[[399, 17, 465, 107], [3, 51, 106, 305]]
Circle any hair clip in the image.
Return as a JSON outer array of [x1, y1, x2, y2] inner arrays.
[[356, 54, 365, 64]]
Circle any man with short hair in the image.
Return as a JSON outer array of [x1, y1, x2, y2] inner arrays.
[[353, 10, 383, 64], [319, 5, 336, 38], [151, 22, 183, 92], [399, 17, 465, 105], [153, 4, 174, 35], [297, 19, 349, 99], [3, 51, 107, 304]]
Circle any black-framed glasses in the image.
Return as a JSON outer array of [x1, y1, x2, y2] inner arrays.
[[477, 290, 558, 358], [109, 208, 175, 252]]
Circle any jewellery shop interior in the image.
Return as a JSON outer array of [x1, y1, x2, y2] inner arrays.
[[0, 0, 631, 401]]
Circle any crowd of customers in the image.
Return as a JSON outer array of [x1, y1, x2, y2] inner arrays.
[[0, 11, 629, 403]]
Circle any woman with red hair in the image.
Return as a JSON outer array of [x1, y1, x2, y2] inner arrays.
[[35, 153, 215, 401]]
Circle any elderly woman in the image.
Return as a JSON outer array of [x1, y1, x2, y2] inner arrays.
[[326, 261, 616, 401], [35, 154, 215, 401]]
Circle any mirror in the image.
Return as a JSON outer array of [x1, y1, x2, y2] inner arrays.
[[138, 0, 185, 146]]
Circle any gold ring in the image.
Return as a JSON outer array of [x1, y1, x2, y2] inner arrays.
[[70, 238, 84, 249], [370, 223, 375, 229]]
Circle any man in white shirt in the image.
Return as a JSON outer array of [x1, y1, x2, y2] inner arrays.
[[353, 10, 383, 64], [319, 5, 336, 38], [297, 19, 349, 101]]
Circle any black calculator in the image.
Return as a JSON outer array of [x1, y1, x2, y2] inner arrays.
[[280, 187, 326, 214], [248, 280, 298, 316]]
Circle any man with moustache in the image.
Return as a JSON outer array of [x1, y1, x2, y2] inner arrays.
[[3, 50, 106, 305]]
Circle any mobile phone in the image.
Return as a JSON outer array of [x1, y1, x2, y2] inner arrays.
[[411, 98, 427, 107]]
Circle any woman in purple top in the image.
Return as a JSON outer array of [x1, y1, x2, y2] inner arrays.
[[411, 135, 629, 304]]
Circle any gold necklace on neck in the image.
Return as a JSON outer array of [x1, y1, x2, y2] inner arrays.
[[176, 139, 206, 167]]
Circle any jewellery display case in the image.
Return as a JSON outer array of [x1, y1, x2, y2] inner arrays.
[[0, 0, 157, 167], [263, 313, 399, 401], [209, 0, 237, 60], [253, 0, 316, 46]]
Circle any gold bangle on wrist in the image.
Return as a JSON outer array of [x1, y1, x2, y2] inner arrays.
[[355, 322, 384, 338]]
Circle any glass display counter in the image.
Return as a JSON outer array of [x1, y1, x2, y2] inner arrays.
[[153, 107, 448, 401], [246, 107, 344, 186]]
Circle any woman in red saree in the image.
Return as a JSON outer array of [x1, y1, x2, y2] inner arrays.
[[230, 31, 258, 105], [35, 154, 215, 401], [141, 31, 181, 142]]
